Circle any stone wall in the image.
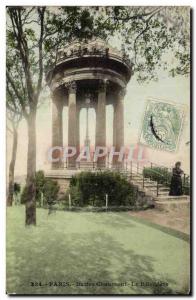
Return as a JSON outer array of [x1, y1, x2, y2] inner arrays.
[[46, 177, 71, 196]]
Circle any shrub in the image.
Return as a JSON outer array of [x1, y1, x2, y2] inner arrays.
[[143, 167, 172, 186], [35, 170, 45, 206], [20, 171, 59, 206], [13, 182, 21, 195], [43, 179, 59, 206], [20, 185, 28, 204], [68, 171, 137, 207], [183, 176, 190, 195]]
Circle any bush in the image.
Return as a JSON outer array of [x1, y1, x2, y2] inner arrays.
[[183, 176, 190, 195], [143, 167, 172, 186], [43, 179, 59, 206], [20, 171, 59, 206], [13, 182, 21, 195], [20, 185, 28, 204], [35, 170, 45, 206], [67, 171, 137, 207]]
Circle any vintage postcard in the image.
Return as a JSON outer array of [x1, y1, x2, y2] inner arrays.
[[6, 6, 191, 295]]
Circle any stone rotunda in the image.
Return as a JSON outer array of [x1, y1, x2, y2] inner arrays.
[[46, 38, 132, 170]]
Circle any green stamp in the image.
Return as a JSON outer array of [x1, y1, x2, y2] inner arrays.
[[140, 99, 185, 152]]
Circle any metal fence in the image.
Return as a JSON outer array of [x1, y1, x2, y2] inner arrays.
[[58, 155, 190, 197]]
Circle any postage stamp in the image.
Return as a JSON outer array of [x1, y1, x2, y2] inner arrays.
[[140, 99, 185, 152]]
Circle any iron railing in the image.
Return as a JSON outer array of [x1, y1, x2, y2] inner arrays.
[[57, 155, 190, 196]]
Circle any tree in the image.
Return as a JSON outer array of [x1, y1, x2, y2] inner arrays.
[[21, 170, 59, 207], [6, 80, 22, 206], [7, 7, 47, 223], [6, 6, 116, 224], [6, 6, 190, 224], [95, 6, 190, 82], [6, 7, 77, 224]]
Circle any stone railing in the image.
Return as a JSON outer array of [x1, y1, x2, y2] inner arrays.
[[56, 44, 132, 67]]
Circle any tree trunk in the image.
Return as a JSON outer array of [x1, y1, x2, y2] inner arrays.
[[7, 126, 18, 206], [25, 110, 37, 225]]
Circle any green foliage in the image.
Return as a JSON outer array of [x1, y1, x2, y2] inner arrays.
[[67, 171, 137, 207], [43, 179, 59, 206], [13, 182, 21, 195], [7, 6, 190, 93], [20, 171, 59, 206], [143, 167, 172, 186], [183, 176, 190, 196], [34, 170, 45, 206], [109, 6, 190, 82], [20, 185, 28, 205], [143, 167, 190, 195]]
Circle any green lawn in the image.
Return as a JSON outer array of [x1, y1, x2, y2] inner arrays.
[[6, 206, 190, 295]]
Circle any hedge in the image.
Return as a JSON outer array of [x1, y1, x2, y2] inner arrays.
[[65, 171, 138, 207]]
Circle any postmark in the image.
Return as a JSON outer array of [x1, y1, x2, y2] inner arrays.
[[140, 99, 185, 152]]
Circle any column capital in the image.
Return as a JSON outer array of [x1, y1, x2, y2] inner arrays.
[[98, 79, 108, 92], [118, 87, 126, 98], [65, 81, 77, 94]]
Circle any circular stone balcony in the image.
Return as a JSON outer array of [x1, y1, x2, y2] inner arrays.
[[46, 38, 133, 93]]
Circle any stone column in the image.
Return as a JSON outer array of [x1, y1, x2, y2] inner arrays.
[[96, 80, 107, 168], [113, 88, 125, 168], [67, 81, 77, 168], [113, 105, 116, 148], [51, 93, 63, 169], [76, 104, 80, 157]]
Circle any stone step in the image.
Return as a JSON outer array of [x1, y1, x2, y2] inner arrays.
[[79, 164, 95, 167], [46, 173, 76, 179], [148, 189, 169, 195], [154, 195, 189, 201], [131, 174, 143, 179], [143, 182, 157, 187], [155, 199, 190, 211], [131, 178, 157, 184], [78, 162, 96, 166], [158, 187, 170, 191], [131, 179, 150, 184], [157, 192, 169, 196], [148, 186, 169, 191], [143, 189, 157, 195], [130, 173, 181, 198], [79, 163, 95, 166]]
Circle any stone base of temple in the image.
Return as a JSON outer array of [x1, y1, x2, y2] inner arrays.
[[45, 170, 77, 195], [45, 164, 123, 195], [78, 161, 97, 170]]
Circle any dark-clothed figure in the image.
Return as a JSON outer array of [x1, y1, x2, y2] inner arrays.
[[169, 162, 183, 196]]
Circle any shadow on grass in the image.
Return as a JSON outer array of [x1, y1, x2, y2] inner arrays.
[[85, 212, 137, 229], [128, 215, 190, 243], [7, 229, 181, 295]]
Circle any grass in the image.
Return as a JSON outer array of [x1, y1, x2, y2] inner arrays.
[[6, 206, 190, 295]]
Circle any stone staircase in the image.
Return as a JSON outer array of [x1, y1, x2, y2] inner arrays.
[[129, 173, 190, 211], [153, 196, 190, 211], [77, 161, 96, 170]]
